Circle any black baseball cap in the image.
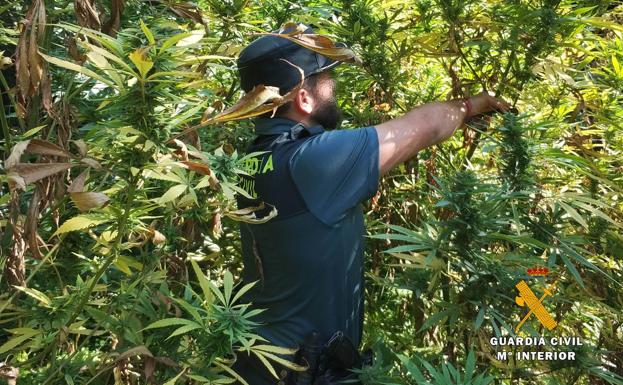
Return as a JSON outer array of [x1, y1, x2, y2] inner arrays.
[[237, 23, 344, 94]]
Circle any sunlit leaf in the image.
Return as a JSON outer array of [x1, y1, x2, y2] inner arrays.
[[39, 51, 116, 87], [53, 215, 109, 236], [13, 286, 51, 307], [129, 47, 154, 78], [158, 184, 187, 204], [70, 192, 110, 211]]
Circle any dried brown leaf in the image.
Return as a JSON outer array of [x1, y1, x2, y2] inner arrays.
[[72, 139, 88, 157], [179, 160, 212, 175], [225, 202, 278, 224], [68, 169, 89, 193], [10, 163, 72, 185], [162, 0, 204, 24], [40, 67, 52, 111], [114, 345, 153, 362], [28, 11, 43, 92], [0, 362, 19, 385], [258, 32, 361, 64], [25, 188, 42, 259], [25, 139, 71, 158], [15, 0, 49, 116], [7, 173, 26, 191], [67, 36, 87, 63], [6, 140, 32, 169], [211, 213, 222, 238], [75, 0, 101, 30], [203, 85, 283, 124], [6, 193, 26, 286], [172, 139, 189, 161], [81, 157, 102, 169], [278, 22, 308, 36], [150, 229, 166, 245], [16, 22, 31, 97], [167, 61, 304, 143], [154, 356, 179, 367], [102, 0, 124, 37], [70, 192, 110, 211], [35, 0, 46, 44], [144, 356, 156, 381]]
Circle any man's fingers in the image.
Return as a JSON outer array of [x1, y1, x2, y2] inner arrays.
[[496, 99, 511, 111], [490, 96, 510, 112]]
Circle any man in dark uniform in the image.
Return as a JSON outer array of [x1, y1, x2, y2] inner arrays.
[[232, 23, 509, 384]]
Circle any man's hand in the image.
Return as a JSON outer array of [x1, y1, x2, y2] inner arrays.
[[374, 92, 510, 175], [466, 91, 511, 118]]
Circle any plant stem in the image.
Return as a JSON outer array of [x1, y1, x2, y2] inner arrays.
[[65, 174, 139, 326], [0, 85, 10, 155], [0, 71, 25, 131]]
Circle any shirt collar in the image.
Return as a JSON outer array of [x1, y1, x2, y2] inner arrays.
[[253, 117, 325, 136]]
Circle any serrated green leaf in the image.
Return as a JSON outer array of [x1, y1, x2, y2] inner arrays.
[[190, 259, 214, 312], [223, 270, 234, 305], [163, 369, 186, 385], [40, 51, 116, 88], [251, 344, 298, 355], [140, 20, 155, 44], [231, 281, 257, 305], [166, 322, 202, 339], [79, 40, 136, 74], [465, 350, 475, 383], [418, 309, 452, 332], [398, 354, 429, 384], [475, 307, 486, 330], [0, 328, 40, 354], [558, 201, 588, 229], [160, 32, 193, 53], [213, 359, 249, 385], [158, 184, 187, 204], [53, 215, 109, 236], [13, 286, 51, 307], [173, 298, 204, 324], [561, 254, 585, 288], [143, 318, 199, 330]]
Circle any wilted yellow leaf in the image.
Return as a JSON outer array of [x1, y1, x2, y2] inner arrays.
[[175, 30, 205, 47], [257, 30, 361, 64], [129, 47, 154, 78], [53, 215, 108, 236], [70, 192, 110, 211]]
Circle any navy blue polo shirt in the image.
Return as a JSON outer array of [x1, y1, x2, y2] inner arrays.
[[233, 117, 379, 383]]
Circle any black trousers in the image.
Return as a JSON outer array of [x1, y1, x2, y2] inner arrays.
[[231, 351, 289, 385]]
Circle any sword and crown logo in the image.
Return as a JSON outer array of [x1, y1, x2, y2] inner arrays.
[[514, 267, 558, 333]]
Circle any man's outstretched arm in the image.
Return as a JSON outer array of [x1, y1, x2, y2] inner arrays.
[[374, 91, 510, 175]]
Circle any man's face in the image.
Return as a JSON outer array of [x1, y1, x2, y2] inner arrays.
[[309, 72, 343, 130]]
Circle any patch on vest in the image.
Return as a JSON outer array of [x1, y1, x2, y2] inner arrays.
[[240, 153, 274, 198]]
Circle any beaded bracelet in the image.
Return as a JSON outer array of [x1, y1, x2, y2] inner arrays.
[[462, 97, 473, 117]]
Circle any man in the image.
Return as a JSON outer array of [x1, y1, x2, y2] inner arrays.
[[232, 24, 509, 384]]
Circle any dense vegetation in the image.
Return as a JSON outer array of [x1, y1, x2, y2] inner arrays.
[[0, 0, 622, 384]]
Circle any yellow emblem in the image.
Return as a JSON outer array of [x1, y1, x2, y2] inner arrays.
[[515, 279, 557, 333]]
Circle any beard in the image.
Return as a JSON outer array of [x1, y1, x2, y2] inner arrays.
[[310, 97, 343, 130]]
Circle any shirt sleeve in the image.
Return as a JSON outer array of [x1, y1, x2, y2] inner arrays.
[[288, 126, 380, 226]]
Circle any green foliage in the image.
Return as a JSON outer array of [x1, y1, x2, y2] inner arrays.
[[0, 0, 622, 384], [399, 350, 494, 385]]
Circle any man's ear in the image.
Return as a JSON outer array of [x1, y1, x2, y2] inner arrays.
[[292, 88, 315, 116]]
